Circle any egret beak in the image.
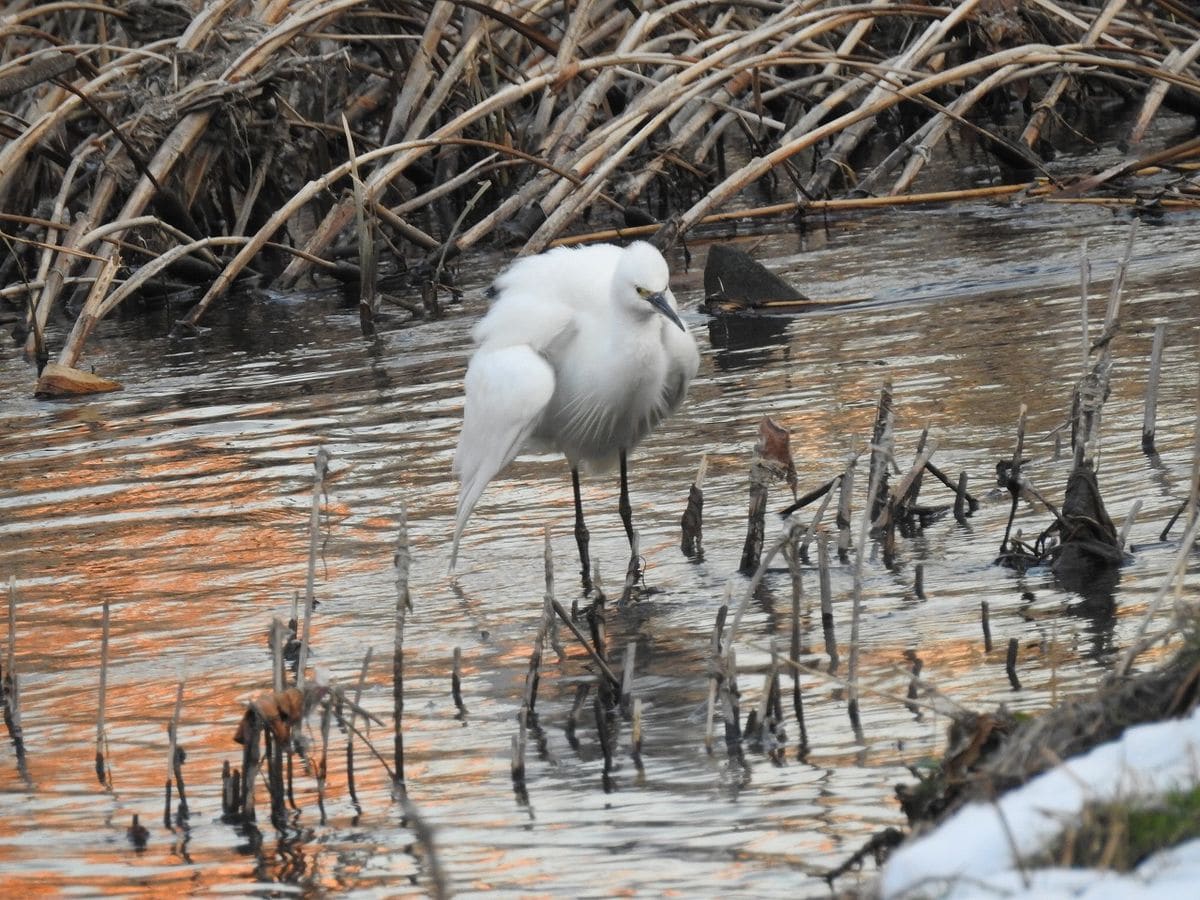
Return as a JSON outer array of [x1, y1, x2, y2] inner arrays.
[[646, 291, 686, 332]]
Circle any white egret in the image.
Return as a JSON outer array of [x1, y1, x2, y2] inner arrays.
[[450, 241, 700, 589]]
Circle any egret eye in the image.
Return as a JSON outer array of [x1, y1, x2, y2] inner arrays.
[[636, 286, 650, 298]]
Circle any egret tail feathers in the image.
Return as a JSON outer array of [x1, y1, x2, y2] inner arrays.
[[449, 345, 555, 569]]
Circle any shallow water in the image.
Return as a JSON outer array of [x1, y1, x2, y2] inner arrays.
[[1, 201, 1199, 897]]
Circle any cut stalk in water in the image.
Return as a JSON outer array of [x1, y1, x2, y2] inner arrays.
[[394, 503, 411, 796], [96, 597, 111, 788], [1142, 322, 1166, 453]]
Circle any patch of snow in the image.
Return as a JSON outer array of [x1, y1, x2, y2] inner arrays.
[[880, 706, 1200, 898]]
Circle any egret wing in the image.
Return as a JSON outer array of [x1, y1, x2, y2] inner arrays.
[[451, 344, 555, 568]]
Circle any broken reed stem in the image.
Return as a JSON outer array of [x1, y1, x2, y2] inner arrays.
[[867, 381, 895, 524], [704, 597, 728, 754], [818, 530, 838, 674], [799, 474, 840, 555], [720, 644, 742, 758], [785, 533, 808, 755], [1188, 372, 1200, 532], [739, 441, 769, 576], [1005, 638, 1021, 691], [849, 422, 889, 740], [836, 455, 856, 560], [548, 596, 621, 693], [394, 503, 411, 795], [401, 794, 451, 900], [347, 646, 373, 806], [594, 692, 615, 776], [1118, 509, 1200, 677], [981, 600, 993, 652], [1001, 404, 1029, 553], [298, 447, 331, 692], [1118, 500, 1141, 550], [954, 471, 969, 523], [1142, 322, 1166, 452], [620, 641, 636, 716], [96, 596, 110, 788], [240, 710, 262, 822], [680, 453, 706, 557], [631, 697, 644, 771], [167, 679, 187, 820], [317, 691, 333, 820], [451, 646, 466, 717], [927, 461, 979, 510], [1079, 237, 1090, 379], [4, 578, 26, 774], [523, 530, 557, 713], [270, 617, 285, 693]]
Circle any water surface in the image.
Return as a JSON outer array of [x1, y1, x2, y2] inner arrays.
[[1, 202, 1199, 896]]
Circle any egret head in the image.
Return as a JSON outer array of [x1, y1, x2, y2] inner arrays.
[[614, 242, 685, 332]]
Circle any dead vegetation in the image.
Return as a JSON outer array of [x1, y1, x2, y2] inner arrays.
[[2, 0, 1200, 392]]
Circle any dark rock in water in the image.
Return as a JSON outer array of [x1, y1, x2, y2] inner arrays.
[[499, 203, 547, 245], [703, 244, 807, 313], [1050, 463, 1126, 590], [623, 206, 657, 228]]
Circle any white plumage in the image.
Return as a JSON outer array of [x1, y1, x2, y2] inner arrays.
[[451, 241, 700, 570]]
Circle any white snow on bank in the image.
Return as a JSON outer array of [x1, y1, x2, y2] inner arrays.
[[880, 705, 1200, 898]]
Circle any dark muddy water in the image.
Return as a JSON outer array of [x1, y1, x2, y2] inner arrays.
[[1, 202, 1199, 896]]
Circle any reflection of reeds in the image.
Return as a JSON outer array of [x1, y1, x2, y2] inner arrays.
[[4, 2, 1200, 387]]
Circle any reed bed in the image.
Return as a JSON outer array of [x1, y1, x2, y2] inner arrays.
[[2, 1, 1199, 391]]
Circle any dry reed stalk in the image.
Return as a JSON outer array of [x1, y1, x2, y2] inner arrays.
[[1006, 638, 1022, 691], [346, 646, 372, 806], [704, 595, 728, 754], [548, 595, 620, 693], [798, 475, 840, 556], [680, 454, 706, 558], [1118, 500, 1141, 551], [836, 455, 855, 561], [1142, 322, 1167, 452], [7, 0, 1200, 384], [167, 679, 187, 821], [619, 640, 638, 718], [818, 530, 838, 674], [401, 794, 451, 900], [954, 471, 969, 524], [848, 405, 890, 738], [785, 531, 808, 755], [343, 114, 378, 335], [1020, 0, 1130, 149], [3, 578, 28, 783], [451, 646, 466, 718], [297, 447, 331, 693], [96, 596, 111, 788], [393, 502, 411, 796]]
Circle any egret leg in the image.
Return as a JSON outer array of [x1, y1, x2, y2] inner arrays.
[[618, 449, 644, 591], [572, 468, 593, 593], [618, 450, 635, 547]]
